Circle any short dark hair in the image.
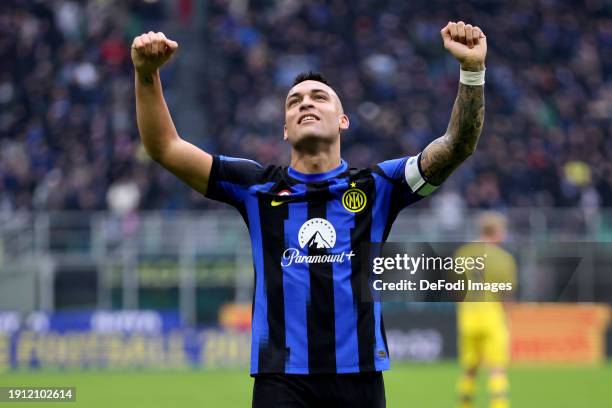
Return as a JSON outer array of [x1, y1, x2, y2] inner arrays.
[[292, 71, 330, 87]]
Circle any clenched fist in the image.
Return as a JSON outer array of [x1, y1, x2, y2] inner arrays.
[[131, 31, 179, 75], [441, 21, 487, 71]]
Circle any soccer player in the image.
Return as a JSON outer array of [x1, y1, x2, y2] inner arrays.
[[455, 212, 517, 408], [131, 21, 487, 407]]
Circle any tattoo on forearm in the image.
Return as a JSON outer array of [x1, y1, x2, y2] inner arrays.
[[138, 73, 154, 85], [420, 83, 484, 185]]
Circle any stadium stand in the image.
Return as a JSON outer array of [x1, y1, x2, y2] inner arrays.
[[0, 0, 610, 212]]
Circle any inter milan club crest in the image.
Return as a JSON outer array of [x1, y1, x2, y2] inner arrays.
[[342, 182, 367, 213]]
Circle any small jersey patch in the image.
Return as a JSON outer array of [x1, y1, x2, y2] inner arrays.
[[342, 186, 367, 213], [271, 189, 293, 206]]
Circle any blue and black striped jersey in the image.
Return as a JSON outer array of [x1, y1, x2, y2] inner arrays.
[[205, 154, 438, 375]]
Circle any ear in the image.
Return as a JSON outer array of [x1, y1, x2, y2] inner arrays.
[[283, 124, 288, 140], [339, 114, 350, 131]]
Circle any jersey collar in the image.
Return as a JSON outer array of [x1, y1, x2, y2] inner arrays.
[[287, 159, 348, 182]]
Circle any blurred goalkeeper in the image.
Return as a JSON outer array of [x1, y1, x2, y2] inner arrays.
[[132, 21, 486, 408], [455, 212, 517, 408]]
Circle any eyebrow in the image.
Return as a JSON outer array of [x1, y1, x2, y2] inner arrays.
[[286, 88, 330, 102]]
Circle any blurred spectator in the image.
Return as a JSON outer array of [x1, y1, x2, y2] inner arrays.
[[432, 189, 465, 232], [107, 175, 140, 215]]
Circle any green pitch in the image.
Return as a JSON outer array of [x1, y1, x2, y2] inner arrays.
[[1, 362, 611, 407]]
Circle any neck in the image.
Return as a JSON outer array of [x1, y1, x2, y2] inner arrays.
[[290, 143, 341, 174]]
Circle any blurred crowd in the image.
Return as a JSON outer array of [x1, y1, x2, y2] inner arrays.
[[0, 0, 173, 213], [1, 0, 611, 213]]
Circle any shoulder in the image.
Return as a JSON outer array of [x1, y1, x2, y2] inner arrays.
[[259, 163, 288, 183], [373, 157, 410, 181], [212, 155, 283, 185], [497, 246, 517, 266]]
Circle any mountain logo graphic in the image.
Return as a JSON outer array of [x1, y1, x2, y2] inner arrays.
[[306, 231, 331, 249], [298, 218, 336, 249]]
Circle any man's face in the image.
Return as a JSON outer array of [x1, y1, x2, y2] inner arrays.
[[284, 80, 349, 147]]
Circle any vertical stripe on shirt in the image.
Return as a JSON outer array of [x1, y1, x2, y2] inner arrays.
[[283, 198, 310, 373], [327, 177, 360, 372], [245, 182, 274, 374], [306, 184, 337, 373], [257, 187, 288, 373], [349, 173, 376, 371], [372, 173, 392, 369]]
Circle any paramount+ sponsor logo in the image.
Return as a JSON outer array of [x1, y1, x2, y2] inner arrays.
[[281, 218, 355, 267]]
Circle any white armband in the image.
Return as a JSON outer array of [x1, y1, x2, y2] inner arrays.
[[404, 154, 439, 197], [460, 69, 485, 86]]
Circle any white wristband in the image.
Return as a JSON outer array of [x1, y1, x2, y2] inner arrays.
[[460, 69, 485, 86]]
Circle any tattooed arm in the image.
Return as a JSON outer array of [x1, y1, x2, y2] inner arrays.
[[420, 21, 487, 184], [421, 83, 484, 184], [132, 31, 212, 195]]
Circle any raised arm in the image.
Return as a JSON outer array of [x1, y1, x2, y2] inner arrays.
[[420, 22, 487, 185], [132, 31, 212, 195]]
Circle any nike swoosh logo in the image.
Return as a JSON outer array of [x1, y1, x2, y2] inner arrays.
[[271, 197, 300, 206]]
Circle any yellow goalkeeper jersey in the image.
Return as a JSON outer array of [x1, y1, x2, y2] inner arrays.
[[455, 243, 517, 368], [455, 243, 517, 324]]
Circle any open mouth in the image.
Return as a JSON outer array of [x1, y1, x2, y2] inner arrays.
[[298, 114, 320, 124]]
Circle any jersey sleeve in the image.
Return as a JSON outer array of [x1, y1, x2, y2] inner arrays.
[[205, 155, 264, 207], [375, 153, 440, 208]]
